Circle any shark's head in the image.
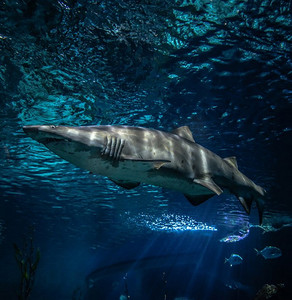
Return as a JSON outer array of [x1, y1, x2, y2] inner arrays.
[[23, 125, 71, 143], [23, 125, 106, 164], [23, 125, 100, 145]]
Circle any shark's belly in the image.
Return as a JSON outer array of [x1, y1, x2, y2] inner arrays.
[[143, 172, 214, 197], [74, 155, 213, 197], [51, 144, 215, 197]]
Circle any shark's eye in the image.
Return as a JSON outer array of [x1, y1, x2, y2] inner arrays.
[[50, 125, 56, 129]]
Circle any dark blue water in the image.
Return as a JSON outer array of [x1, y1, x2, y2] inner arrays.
[[0, 0, 291, 299]]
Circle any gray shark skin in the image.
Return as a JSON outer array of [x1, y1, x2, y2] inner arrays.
[[23, 124, 265, 223]]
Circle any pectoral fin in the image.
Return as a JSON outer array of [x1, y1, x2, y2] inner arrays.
[[110, 179, 140, 190], [184, 194, 214, 206], [193, 177, 223, 195]]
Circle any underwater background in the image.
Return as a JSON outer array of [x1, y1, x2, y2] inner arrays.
[[0, 0, 291, 299]]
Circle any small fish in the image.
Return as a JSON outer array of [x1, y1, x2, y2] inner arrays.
[[220, 225, 250, 243], [254, 246, 282, 259], [224, 254, 243, 267]]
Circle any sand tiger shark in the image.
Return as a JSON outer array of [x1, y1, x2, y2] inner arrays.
[[23, 125, 265, 223]]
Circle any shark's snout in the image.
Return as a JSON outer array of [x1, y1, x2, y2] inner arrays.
[[23, 125, 39, 134], [23, 125, 41, 139], [23, 125, 76, 145], [23, 125, 59, 143]]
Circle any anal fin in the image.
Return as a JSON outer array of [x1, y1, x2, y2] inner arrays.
[[238, 196, 252, 214], [238, 196, 264, 225]]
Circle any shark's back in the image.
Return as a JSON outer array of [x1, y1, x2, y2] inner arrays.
[[98, 125, 200, 177]]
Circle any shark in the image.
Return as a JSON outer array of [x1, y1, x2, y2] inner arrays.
[[23, 124, 265, 223]]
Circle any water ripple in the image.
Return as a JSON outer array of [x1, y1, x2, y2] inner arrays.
[[0, 0, 291, 248]]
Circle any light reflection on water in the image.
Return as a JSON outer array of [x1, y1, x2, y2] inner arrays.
[[126, 213, 217, 233], [219, 224, 250, 243]]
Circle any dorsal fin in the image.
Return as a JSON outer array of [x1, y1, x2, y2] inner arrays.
[[224, 156, 238, 169], [172, 126, 195, 143]]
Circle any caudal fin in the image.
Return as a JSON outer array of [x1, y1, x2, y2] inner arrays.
[[237, 185, 266, 225], [255, 185, 266, 225], [255, 198, 264, 225], [238, 195, 264, 225]]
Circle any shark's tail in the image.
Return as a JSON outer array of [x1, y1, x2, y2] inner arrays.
[[254, 184, 266, 225], [254, 248, 259, 255], [224, 258, 228, 264], [255, 197, 265, 225], [237, 184, 266, 225]]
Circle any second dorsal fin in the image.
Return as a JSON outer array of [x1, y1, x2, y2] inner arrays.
[[172, 126, 195, 143], [224, 156, 238, 169]]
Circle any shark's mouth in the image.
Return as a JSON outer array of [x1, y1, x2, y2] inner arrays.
[[40, 137, 70, 144]]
